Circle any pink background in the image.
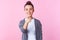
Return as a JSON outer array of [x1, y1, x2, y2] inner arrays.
[[0, 0, 60, 40]]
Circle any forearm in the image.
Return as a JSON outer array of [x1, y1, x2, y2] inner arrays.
[[23, 22, 28, 30]]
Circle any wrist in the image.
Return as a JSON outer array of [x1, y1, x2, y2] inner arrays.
[[25, 22, 28, 24]]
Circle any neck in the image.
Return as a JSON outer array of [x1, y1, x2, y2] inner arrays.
[[26, 16, 33, 19]]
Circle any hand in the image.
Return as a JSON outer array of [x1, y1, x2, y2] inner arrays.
[[25, 18, 32, 24], [23, 17, 32, 30]]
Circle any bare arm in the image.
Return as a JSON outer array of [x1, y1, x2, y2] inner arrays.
[[23, 18, 32, 30], [23, 22, 28, 30], [19, 17, 32, 33]]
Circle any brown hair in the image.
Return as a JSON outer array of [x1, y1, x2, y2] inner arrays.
[[24, 1, 34, 9]]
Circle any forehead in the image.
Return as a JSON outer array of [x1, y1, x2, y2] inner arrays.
[[24, 5, 33, 9]]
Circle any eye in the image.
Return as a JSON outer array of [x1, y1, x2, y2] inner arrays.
[[26, 9, 28, 11], [30, 8, 32, 10]]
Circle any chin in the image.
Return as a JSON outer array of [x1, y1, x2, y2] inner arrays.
[[27, 16, 32, 18], [26, 15, 32, 18]]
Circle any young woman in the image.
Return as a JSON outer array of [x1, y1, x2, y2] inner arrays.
[[19, 1, 42, 40]]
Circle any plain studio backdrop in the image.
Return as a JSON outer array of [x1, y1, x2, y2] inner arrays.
[[0, 0, 60, 40]]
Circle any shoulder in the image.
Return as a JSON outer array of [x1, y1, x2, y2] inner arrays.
[[19, 18, 25, 24], [34, 18, 40, 23], [34, 18, 42, 25]]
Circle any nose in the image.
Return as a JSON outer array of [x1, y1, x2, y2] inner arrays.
[[28, 9, 30, 12], [27, 10, 30, 13]]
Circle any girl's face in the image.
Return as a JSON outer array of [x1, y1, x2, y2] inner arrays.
[[24, 5, 34, 18]]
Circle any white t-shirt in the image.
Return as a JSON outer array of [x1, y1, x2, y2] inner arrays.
[[25, 18, 36, 40]]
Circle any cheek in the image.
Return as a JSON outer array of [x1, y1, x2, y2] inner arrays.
[[30, 10, 34, 14], [24, 11, 28, 14]]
